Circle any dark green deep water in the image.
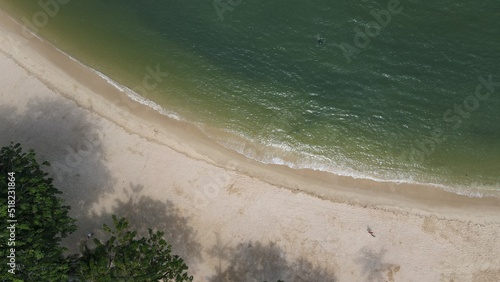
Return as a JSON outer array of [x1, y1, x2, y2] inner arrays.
[[2, 0, 499, 195]]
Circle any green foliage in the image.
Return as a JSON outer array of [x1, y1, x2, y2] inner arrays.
[[76, 215, 193, 282], [0, 144, 193, 281], [0, 143, 77, 281]]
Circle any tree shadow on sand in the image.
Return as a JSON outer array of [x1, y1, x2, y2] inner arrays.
[[207, 235, 336, 282], [77, 183, 203, 268], [0, 97, 204, 268], [355, 247, 400, 282], [0, 96, 113, 216]]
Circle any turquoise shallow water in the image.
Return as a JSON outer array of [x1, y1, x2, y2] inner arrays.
[[2, 0, 499, 195]]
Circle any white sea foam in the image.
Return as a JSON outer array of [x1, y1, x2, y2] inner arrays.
[[38, 34, 500, 199], [208, 129, 500, 198], [91, 69, 182, 121], [50, 42, 183, 122]]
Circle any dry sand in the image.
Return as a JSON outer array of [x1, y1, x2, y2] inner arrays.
[[1, 9, 499, 282]]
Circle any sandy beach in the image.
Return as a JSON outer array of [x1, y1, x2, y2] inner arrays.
[[1, 8, 500, 281]]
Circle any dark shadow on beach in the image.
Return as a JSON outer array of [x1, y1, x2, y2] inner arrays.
[[355, 247, 399, 282], [207, 236, 336, 282], [77, 183, 203, 268], [0, 98, 204, 268], [0, 97, 113, 214]]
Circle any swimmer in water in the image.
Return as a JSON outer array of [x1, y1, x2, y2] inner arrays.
[[316, 34, 324, 45]]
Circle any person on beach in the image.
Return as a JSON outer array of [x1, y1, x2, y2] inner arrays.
[[367, 226, 375, 237]]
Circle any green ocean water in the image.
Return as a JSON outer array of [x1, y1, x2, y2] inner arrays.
[[2, 0, 499, 196]]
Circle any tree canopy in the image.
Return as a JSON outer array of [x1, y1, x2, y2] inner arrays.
[[0, 143, 76, 281], [0, 143, 193, 281], [77, 215, 193, 282]]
